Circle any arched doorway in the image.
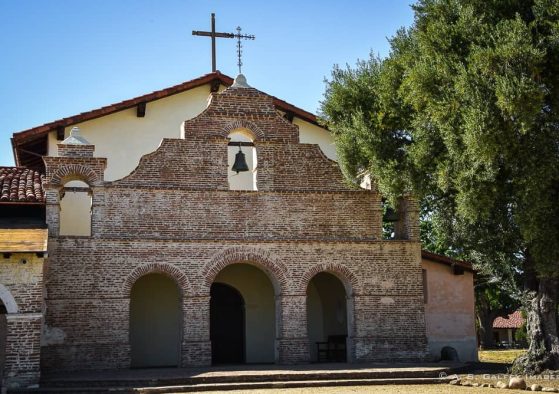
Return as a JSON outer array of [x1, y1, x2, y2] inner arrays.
[[227, 129, 257, 191], [130, 273, 181, 368], [307, 272, 348, 362], [210, 263, 276, 364], [210, 283, 245, 364]]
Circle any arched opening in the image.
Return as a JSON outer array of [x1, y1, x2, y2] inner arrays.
[[228, 129, 257, 191], [307, 272, 348, 362], [0, 300, 6, 387], [130, 273, 181, 368], [59, 180, 92, 236], [210, 283, 245, 364], [211, 263, 275, 364]]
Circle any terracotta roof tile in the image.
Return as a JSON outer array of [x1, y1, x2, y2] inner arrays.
[[421, 250, 474, 272], [0, 167, 45, 203], [493, 311, 525, 329]]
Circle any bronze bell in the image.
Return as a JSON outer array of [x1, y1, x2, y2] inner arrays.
[[232, 145, 249, 173], [383, 207, 399, 222]]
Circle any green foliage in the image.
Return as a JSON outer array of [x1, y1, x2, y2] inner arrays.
[[320, 0, 559, 280], [515, 312, 529, 346]]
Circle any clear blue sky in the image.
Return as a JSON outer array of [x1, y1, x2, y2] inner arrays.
[[0, 1, 415, 166]]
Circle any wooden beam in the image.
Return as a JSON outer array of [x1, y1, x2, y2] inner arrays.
[[452, 263, 465, 275], [17, 147, 44, 158], [210, 79, 221, 93], [56, 126, 65, 140], [137, 102, 146, 118], [284, 111, 294, 123], [227, 141, 254, 147]]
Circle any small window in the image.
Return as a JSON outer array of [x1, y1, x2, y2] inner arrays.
[[59, 180, 92, 236], [422, 269, 428, 304], [228, 129, 257, 191]]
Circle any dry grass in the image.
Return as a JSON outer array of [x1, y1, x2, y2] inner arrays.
[[468, 349, 559, 390], [478, 349, 526, 364]]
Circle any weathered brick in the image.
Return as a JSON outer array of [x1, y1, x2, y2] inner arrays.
[[38, 81, 427, 372]]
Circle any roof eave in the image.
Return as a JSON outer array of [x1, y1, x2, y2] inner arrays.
[[421, 250, 475, 272]]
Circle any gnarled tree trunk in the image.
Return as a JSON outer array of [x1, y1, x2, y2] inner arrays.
[[513, 276, 559, 374], [477, 308, 497, 349]]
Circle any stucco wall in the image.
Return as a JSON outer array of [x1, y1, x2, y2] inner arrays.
[[47, 85, 213, 181], [422, 258, 477, 362], [48, 84, 337, 182], [59, 180, 91, 236], [295, 118, 337, 161]]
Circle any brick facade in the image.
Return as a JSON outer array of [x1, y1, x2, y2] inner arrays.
[[0, 253, 44, 388], [40, 77, 428, 373]]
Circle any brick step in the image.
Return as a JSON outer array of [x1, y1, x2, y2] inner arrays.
[[10, 377, 452, 394], [38, 367, 455, 388]]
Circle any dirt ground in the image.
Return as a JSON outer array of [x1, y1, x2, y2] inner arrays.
[[469, 349, 559, 389], [201, 384, 505, 394]]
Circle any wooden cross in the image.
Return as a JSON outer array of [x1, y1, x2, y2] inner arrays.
[[192, 14, 255, 73]]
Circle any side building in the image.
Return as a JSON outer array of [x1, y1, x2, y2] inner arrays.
[[0, 167, 46, 388]]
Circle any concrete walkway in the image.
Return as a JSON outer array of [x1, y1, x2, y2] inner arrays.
[[38, 362, 464, 386], [7, 363, 466, 393]]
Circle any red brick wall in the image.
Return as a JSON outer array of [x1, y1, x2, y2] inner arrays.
[[41, 82, 427, 371], [95, 190, 378, 240], [0, 254, 43, 388]]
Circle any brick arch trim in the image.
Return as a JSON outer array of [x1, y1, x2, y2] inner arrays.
[[221, 120, 266, 141], [49, 164, 99, 186], [0, 284, 18, 314], [123, 262, 191, 298], [203, 247, 288, 296], [300, 263, 358, 296]]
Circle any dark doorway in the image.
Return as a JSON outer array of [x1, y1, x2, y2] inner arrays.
[[210, 282, 245, 364]]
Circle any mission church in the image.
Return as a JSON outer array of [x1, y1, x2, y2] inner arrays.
[[0, 21, 476, 389]]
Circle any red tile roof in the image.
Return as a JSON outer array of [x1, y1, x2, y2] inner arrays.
[[421, 250, 474, 272], [0, 167, 45, 204], [11, 71, 319, 146], [493, 311, 525, 329]]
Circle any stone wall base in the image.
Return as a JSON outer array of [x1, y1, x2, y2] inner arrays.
[[277, 338, 310, 364], [182, 340, 211, 367], [354, 336, 429, 362]]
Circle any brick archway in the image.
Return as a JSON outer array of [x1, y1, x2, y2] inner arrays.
[[123, 262, 191, 298], [221, 120, 266, 141], [0, 284, 18, 314], [300, 263, 358, 296], [49, 164, 99, 186], [203, 247, 287, 296], [303, 263, 357, 363]]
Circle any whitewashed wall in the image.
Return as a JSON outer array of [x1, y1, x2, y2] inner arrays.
[[48, 84, 336, 182]]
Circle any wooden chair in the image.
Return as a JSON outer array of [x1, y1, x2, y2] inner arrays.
[[316, 335, 347, 362]]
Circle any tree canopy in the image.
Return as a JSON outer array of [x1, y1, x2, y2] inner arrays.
[[321, 0, 559, 372]]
